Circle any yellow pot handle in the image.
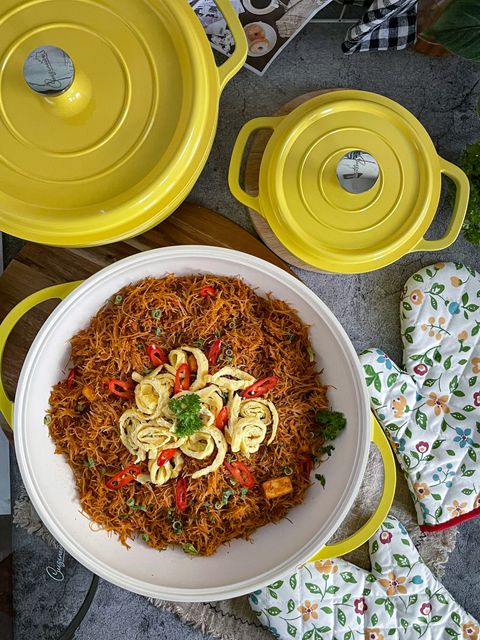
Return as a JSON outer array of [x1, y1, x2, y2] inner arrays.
[[228, 116, 284, 215], [414, 157, 470, 253], [0, 281, 81, 430], [308, 415, 396, 562], [215, 0, 248, 92]]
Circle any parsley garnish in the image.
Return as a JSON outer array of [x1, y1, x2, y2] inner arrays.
[[315, 473, 326, 488], [169, 393, 203, 437], [315, 409, 347, 441], [459, 142, 480, 245]]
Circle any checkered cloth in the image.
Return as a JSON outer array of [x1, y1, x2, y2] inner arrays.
[[340, 0, 417, 54]]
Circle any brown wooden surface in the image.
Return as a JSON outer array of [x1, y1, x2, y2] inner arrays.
[[0, 203, 293, 437], [244, 90, 340, 273]]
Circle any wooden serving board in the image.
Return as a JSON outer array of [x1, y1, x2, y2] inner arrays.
[[244, 90, 340, 273], [0, 203, 293, 438]]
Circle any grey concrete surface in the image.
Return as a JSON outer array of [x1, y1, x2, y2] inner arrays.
[[5, 19, 480, 640]]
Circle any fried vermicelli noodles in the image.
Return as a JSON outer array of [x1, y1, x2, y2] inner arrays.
[[47, 276, 329, 556]]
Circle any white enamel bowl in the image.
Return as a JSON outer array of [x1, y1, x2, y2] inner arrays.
[[0, 246, 394, 601]]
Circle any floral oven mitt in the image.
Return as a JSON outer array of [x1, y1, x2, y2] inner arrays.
[[360, 263, 480, 531], [249, 515, 479, 640]]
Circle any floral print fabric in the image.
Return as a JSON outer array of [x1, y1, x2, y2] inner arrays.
[[359, 263, 480, 529], [249, 515, 479, 640]]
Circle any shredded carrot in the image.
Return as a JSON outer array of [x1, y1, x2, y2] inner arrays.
[[47, 275, 329, 555]]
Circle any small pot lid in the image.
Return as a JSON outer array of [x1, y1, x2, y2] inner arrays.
[[263, 90, 441, 273], [0, 0, 217, 246]]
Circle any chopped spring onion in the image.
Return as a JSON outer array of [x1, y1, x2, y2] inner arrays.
[[142, 367, 154, 376], [193, 339, 205, 348], [229, 478, 237, 486], [240, 487, 248, 497], [282, 466, 293, 476], [43, 414, 51, 425], [172, 520, 183, 533], [167, 508, 175, 521], [214, 489, 233, 510], [307, 345, 315, 362], [225, 348, 233, 357], [287, 333, 297, 343], [84, 457, 96, 469], [227, 321, 236, 330], [142, 533, 149, 542], [226, 453, 234, 464], [151, 309, 161, 319], [182, 543, 198, 555], [315, 473, 326, 489], [214, 329, 221, 339], [155, 327, 163, 337], [126, 497, 147, 511], [114, 295, 123, 305], [76, 403, 86, 413]]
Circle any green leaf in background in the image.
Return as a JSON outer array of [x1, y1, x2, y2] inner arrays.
[[337, 608, 346, 626], [302, 631, 314, 640], [287, 622, 297, 637], [270, 580, 284, 589], [289, 574, 297, 589], [287, 599, 295, 613], [451, 611, 461, 626], [457, 142, 480, 245], [266, 606, 281, 616], [306, 583, 322, 594], [371, 613, 379, 626], [425, 0, 480, 60], [340, 571, 357, 583]]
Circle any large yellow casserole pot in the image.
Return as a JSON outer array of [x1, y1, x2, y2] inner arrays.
[[0, 0, 247, 246], [229, 90, 470, 274]]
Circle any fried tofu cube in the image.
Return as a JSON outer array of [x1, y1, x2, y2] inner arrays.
[[262, 476, 293, 500]]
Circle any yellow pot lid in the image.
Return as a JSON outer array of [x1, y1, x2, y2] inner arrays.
[[0, 0, 247, 246], [229, 90, 470, 273]]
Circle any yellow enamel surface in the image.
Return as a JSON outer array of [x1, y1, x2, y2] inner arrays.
[[229, 90, 469, 273], [0, 281, 81, 429], [0, 0, 246, 246], [308, 416, 396, 562]]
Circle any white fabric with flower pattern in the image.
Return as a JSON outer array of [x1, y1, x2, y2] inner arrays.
[[360, 263, 480, 531], [248, 514, 479, 639]]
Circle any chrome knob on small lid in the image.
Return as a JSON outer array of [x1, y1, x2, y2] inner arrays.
[[23, 45, 75, 95], [336, 150, 380, 194]]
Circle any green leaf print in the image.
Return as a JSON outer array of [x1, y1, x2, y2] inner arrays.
[[462, 487, 475, 494], [344, 632, 353, 640], [393, 553, 410, 569], [424, 378, 436, 387], [321, 606, 333, 613], [433, 349, 442, 363], [305, 583, 322, 594], [435, 506, 443, 519], [466, 304, 479, 312], [432, 493, 442, 500], [385, 599, 394, 617], [403, 301, 413, 311], [266, 607, 281, 615], [435, 593, 449, 605], [342, 595, 351, 604], [463, 405, 476, 412], [387, 372, 398, 387], [337, 608, 346, 626], [290, 574, 297, 589], [469, 448, 477, 462], [449, 376, 459, 392], [413, 623, 422, 635], [415, 409, 427, 429], [408, 595, 418, 606], [444, 355, 452, 369], [430, 295, 438, 310], [451, 611, 461, 626], [371, 613, 379, 625], [371, 539, 379, 554], [302, 631, 314, 640], [287, 622, 297, 637], [413, 274, 424, 282], [271, 580, 284, 589], [451, 412, 466, 421], [462, 292, 469, 305], [431, 283, 445, 294], [432, 439, 444, 449], [287, 599, 295, 613], [400, 618, 409, 632], [445, 628, 460, 638], [340, 571, 357, 583], [326, 585, 340, 594], [401, 382, 408, 393], [431, 615, 442, 623], [469, 376, 478, 387]]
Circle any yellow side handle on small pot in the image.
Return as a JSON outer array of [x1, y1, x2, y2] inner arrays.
[[309, 415, 396, 562], [0, 281, 81, 430], [214, 0, 248, 92], [228, 116, 284, 214], [414, 157, 470, 253]]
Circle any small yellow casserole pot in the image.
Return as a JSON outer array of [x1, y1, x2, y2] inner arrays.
[[229, 90, 470, 274], [0, 0, 247, 247]]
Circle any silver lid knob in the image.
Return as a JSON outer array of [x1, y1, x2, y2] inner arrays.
[[23, 46, 75, 95]]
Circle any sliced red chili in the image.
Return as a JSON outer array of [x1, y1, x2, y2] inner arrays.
[[299, 453, 313, 476], [147, 344, 167, 367], [241, 376, 279, 399], [106, 464, 141, 490], [224, 461, 255, 488], [215, 406, 228, 430], [207, 339, 222, 368], [66, 367, 76, 389], [176, 477, 188, 512], [157, 448, 177, 467], [199, 286, 216, 297], [174, 364, 191, 394], [108, 379, 135, 399]]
